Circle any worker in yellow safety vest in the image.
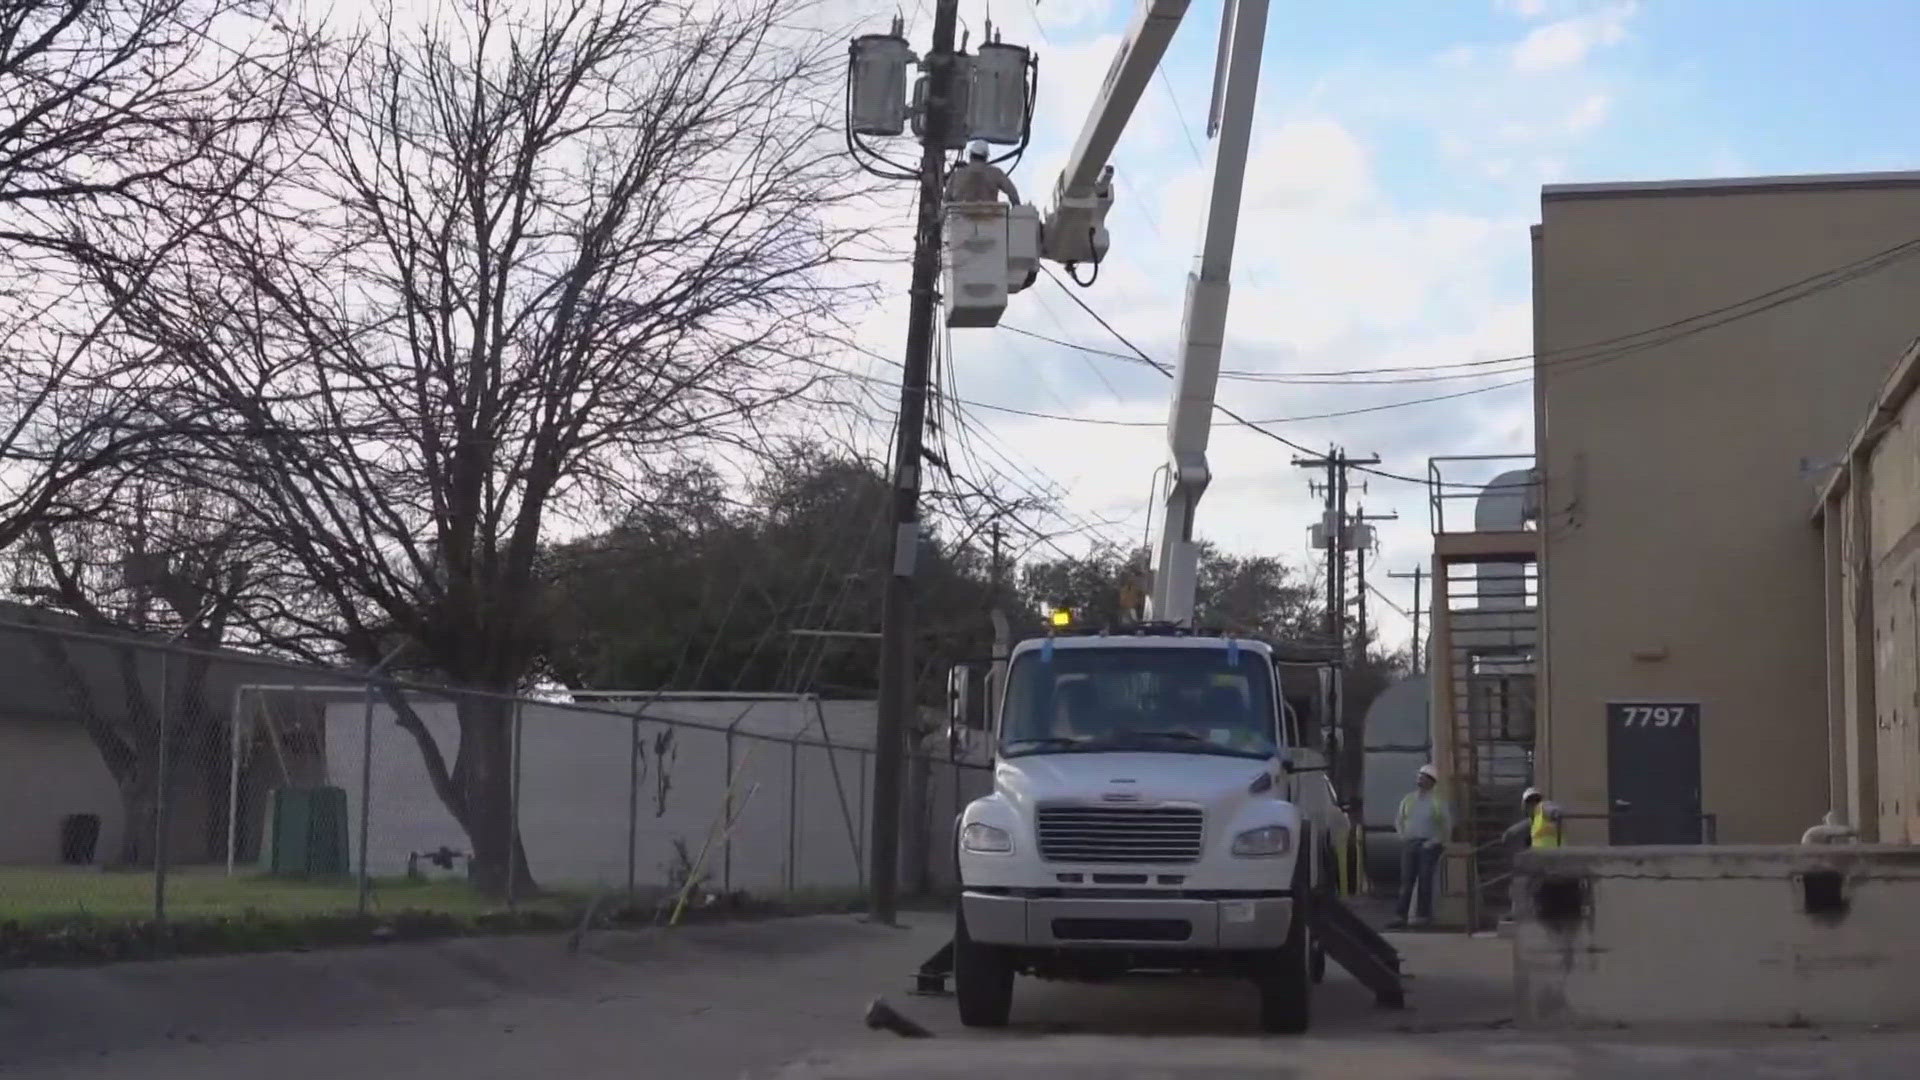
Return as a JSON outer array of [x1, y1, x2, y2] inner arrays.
[[1524, 786, 1564, 849]]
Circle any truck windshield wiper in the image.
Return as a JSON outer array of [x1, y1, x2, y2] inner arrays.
[[1127, 729, 1204, 742]]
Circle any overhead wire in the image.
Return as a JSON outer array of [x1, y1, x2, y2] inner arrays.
[[1035, 228, 1920, 487], [1000, 324, 1533, 384]]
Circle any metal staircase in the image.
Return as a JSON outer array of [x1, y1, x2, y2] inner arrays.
[[1427, 456, 1541, 930]]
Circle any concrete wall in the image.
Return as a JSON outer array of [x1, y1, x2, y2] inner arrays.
[[1534, 173, 1920, 843], [1513, 845, 1920, 1026], [0, 719, 127, 864], [1818, 340, 1920, 843], [323, 697, 991, 896], [0, 718, 237, 867]]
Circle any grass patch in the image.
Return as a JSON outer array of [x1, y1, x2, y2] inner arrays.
[[0, 867, 879, 965], [0, 867, 582, 923]]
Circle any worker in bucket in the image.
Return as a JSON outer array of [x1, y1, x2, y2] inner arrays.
[[1390, 764, 1452, 928], [946, 139, 1021, 205]]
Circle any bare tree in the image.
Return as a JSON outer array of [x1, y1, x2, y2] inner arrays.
[[8, 486, 261, 866], [88, 0, 872, 894], [0, 0, 309, 552]]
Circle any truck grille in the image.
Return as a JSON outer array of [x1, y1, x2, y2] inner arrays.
[[1035, 805, 1205, 864]]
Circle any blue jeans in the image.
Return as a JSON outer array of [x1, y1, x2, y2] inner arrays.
[[1397, 839, 1440, 922]]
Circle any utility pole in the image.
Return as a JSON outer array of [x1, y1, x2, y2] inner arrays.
[[1293, 448, 1380, 658], [869, 0, 960, 927], [1349, 506, 1399, 665], [988, 523, 1009, 725], [1292, 447, 1378, 809], [1390, 567, 1425, 672]]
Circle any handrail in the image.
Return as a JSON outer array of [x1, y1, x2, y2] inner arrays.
[[1428, 454, 1538, 536]]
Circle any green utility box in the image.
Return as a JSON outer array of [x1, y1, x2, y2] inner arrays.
[[267, 786, 350, 877]]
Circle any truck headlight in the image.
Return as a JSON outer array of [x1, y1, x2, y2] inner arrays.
[[1231, 825, 1292, 857], [961, 822, 1013, 854]]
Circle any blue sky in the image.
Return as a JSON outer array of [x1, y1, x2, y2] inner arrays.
[[840, 0, 1919, 648]]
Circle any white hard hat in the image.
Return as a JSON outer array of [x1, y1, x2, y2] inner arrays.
[[966, 139, 989, 160], [1416, 764, 1438, 782], [1522, 786, 1542, 803]]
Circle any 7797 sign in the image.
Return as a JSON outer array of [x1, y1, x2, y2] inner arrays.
[[1608, 703, 1698, 729]]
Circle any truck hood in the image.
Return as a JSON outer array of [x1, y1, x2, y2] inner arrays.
[[994, 751, 1274, 813]]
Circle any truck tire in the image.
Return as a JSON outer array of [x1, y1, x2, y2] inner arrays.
[[954, 905, 1014, 1028], [1255, 830, 1313, 1034]]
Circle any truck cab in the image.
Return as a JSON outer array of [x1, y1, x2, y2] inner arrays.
[[951, 626, 1347, 1033]]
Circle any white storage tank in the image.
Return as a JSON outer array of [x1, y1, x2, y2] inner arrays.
[[848, 30, 914, 137], [967, 41, 1029, 145]]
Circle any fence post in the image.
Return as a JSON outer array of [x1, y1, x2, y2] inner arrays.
[[627, 716, 639, 901], [722, 730, 734, 897], [226, 687, 244, 876], [508, 697, 524, 911], [787, 739, 799, 895], [857, 749, 869, 893], [356, 682, 376, 916], [153, 650, 171, 924]]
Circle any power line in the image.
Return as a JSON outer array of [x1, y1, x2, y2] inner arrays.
[[1038, 229, 1920, 487], [961, 378, 1532, 425], [1000, 324, 1532, 383], [1018, 230, 1920, 382]]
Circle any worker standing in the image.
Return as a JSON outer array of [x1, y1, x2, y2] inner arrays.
[[1527, 786, 1564, 849], [1391, 764, 1451, 929], [945, 140, 1021, 205]]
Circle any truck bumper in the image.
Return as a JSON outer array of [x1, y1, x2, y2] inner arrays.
[[962, 891, 1294, 950]]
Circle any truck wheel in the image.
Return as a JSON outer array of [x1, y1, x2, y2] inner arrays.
[[1255, 833, 1313, 1034], [954, 905, 1014, 1028]]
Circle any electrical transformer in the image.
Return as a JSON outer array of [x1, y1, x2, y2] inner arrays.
[[911, 54, 973, 149], [967, 41, 1030, 145], [848, 31, 913, 137]]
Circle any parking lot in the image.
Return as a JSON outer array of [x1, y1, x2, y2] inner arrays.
[[1, 913, 1914, 1079]]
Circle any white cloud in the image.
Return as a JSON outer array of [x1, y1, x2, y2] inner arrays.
[[832, 7, 1639, 652], [1511, 2, 1637, 73], [1561, 92, 1611, 134], [1497, 0, 1554, 19]]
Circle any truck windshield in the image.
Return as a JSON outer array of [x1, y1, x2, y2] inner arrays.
[[1000, 646, 1278, 760]]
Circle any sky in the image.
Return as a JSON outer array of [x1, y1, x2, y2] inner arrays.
[[835, 0, 1920, 651]]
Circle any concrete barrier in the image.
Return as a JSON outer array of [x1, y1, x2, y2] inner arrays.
[[1512, 845, 1920, 1027]]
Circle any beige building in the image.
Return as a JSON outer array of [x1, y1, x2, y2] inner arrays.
[[1527, 171, 1920, 848], [1816, 336, 1920, 844], [1436, 170, 1920, 920]]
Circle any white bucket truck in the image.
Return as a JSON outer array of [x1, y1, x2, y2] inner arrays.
[[950, 627, 1345, 1033]]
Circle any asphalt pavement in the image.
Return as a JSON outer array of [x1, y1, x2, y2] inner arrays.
[[1, 912, 1915, 1078]]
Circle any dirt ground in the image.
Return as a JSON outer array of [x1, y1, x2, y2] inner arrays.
[[1, 912, 1914, 1079]]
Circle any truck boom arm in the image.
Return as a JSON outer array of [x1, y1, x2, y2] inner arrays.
[[1035, 0, 1272, 624], [1147, 0, 1268, 625], [1040, 0, 1192, 266]]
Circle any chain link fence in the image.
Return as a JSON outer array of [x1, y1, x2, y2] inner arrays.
[[0, 614, 990, 932]]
